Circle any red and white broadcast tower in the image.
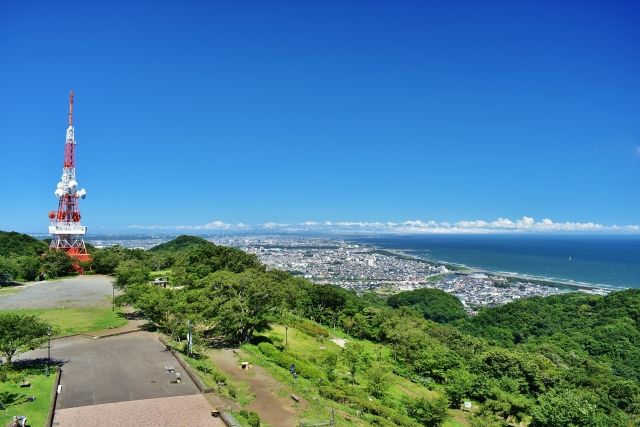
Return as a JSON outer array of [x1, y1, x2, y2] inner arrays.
[[48, 92, 91, 262]]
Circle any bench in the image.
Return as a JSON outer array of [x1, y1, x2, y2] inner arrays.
[[291, 394, 300, 402]]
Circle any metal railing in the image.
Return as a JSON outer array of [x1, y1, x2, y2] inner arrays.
[[299, 421, 333, 427]]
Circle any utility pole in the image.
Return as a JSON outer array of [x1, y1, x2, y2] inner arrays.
[[187, 320, 193, 357]]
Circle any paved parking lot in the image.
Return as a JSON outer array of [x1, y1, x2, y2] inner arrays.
[[0, 275, 115, 310], [20, 332, 200, 409]]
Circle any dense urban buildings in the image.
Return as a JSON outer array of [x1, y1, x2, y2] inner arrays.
[[69, 234, 607, 314]]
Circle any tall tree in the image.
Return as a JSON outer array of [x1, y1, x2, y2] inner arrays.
[[0, 314, 53, 365], [113, 259, 151, 289], [404, 396, 450, 427], [342, 342, 364, 385], [41, 250, 73, 278], [198, 269, 294, 343]]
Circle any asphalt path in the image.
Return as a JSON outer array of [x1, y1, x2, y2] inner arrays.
[[18, 333, 200, 409], [0, 275, 115, 310]]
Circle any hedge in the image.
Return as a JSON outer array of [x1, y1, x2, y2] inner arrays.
[[296, 320, 329, 337], [257, 342, 324, 379]]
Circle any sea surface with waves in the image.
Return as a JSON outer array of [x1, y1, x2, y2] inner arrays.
[[349, 234, 640, 290]]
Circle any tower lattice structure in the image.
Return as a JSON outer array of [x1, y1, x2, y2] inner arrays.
[[48, 92, 91, 262]]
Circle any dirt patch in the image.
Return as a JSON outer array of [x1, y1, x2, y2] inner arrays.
[[210, 349, 307, 427], [396, 383, 418, 397], [454, 416, 470, 426]]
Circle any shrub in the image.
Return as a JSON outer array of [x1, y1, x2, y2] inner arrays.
[[349, 396, 391, 418], [257, 342, 324, 379], [258, 342, 279, 358], [239, 409, 249, 418], [319, 386, 348, 403], [269, 334, 283, 343], [250, 335, 273, 346], [297, 321, 329, 337], [370, 416, 396, 427], [247, 411, 260, 427], [391, 413, 422, 427], [212, 370, 227, 383]]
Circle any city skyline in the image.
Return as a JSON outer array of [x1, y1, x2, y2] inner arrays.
[[1, 1, 639, 233]]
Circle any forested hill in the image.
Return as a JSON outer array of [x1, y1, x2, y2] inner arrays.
[[148, 235, 216, 252], [456, 289, 640, 380], [387, 288, 467, 323], [0, 231, 48, 257]]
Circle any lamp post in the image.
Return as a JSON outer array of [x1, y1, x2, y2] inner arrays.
[[285, 326, 288, 349], [46, 326, 51, 377], [112, 283, 115, 312], [187, 320, 193, 357]]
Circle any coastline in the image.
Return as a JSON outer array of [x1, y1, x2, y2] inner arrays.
[[363, 245, 624, 294]]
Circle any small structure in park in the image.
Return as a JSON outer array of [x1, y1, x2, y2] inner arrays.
[[150, 277, 170, 287]]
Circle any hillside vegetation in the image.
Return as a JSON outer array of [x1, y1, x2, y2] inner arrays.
[[0, 231, 48, 257], [456, 290, 640, 381], [104, 236, 639, 426], [147, 235, 216, 252], [0, 231, 73, 282], [387, 288, 467, 323], [2, 234, 638, 425]]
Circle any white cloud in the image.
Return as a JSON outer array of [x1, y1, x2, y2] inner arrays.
[[334, 222, 386, 227], [127, 220, 232, 230], [455, 220, 489, 228], [199, 221, 232, 229], [263, 222, 290, 228], [490, 218, 514, 228], [128, 216, 640, 234]]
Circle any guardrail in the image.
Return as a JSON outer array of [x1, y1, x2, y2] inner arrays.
[[219, 409, 241, 426], [300, 421, 333, 426]]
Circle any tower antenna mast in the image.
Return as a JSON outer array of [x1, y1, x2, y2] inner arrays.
[[68, 91, 73, 127], [48, 92, 91, 268]]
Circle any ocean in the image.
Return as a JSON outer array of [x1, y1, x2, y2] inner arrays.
[[349, 234, 640, 290]]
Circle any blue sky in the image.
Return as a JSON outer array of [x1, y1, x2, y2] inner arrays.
[[1, 0, 639, 234]]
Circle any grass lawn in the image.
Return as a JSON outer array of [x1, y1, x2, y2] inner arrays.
[[1, 308, 128, 335], [0, 368, 56, 427]]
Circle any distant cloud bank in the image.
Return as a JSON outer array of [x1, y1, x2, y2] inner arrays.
[[127, 216, 640, 234]]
